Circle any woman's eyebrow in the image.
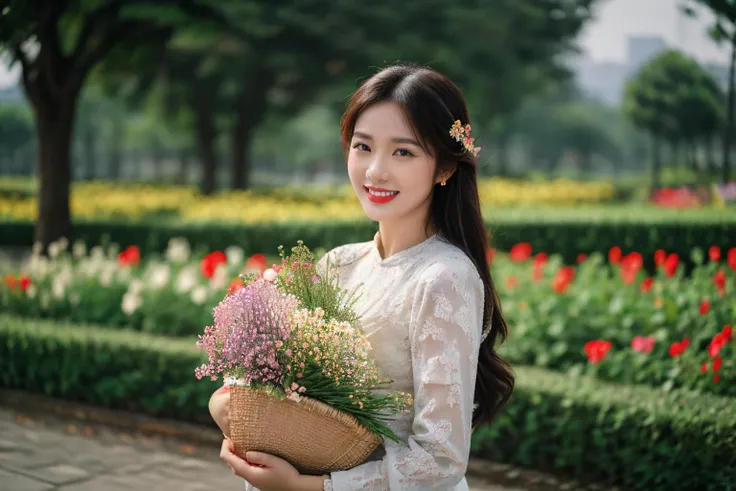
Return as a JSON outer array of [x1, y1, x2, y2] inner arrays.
[[353, 131, 421, 147]]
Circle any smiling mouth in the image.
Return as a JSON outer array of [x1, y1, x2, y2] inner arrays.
[[365, 186, 399, 197]]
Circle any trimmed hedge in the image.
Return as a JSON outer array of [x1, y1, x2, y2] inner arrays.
[[2, 213, 736, 269], [1, 314, 734, 489]]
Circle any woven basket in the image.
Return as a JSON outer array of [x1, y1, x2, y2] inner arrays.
[[229, 386, 382, 475]]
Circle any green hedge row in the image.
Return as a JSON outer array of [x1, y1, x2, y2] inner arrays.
[[1, 314, 733, 489], [2, 215, 736, 269]]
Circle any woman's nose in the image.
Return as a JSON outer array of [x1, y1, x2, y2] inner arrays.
[[367, 160, 389, 182]]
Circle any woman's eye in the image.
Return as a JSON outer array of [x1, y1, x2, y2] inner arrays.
[[395, 148, 414, 157], [353, 143, 370, 152]]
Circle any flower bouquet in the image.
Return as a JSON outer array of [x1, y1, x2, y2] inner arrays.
[[195, 241, 412, 474]]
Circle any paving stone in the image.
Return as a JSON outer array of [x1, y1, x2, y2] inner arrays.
[[0, 468, 53, 491], [27, 464, 90, 485]]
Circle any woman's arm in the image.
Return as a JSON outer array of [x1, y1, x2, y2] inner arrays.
[[209, 385, 231, 437]]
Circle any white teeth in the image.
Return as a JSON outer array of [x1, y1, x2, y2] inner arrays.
[[367, 188, 398, 197]]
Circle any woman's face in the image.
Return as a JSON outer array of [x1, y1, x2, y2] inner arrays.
[[347, 101, 443, 225]]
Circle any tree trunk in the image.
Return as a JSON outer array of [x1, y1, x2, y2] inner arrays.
[[29, 90, 80, 248], [231, 104, 253, 190], [723, 36, 736, 183], [231, 75, 271, 190], [651, 135, 662, 191], [193, 89, 218, 195]]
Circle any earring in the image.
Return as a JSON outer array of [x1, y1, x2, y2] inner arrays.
[[440, 180, 446, 186]]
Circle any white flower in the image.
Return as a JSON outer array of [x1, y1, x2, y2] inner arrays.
[[32, 242, 43, 257], [209, 264, 229, 291], [48, 242, 62, 259], [106, 244, 120, 261], [72, 241, 87, 259], [26, 284, 37, 299], [190, 286, 208, 305], [166, 238, 191, 264], [90, 246, 105, 261], [100, 267, 114, 287], [121, 292, 143, 316], [147, 264, 171, 290], [175, 265, 199, 294], [128, 279, 144, 295], [226, 246, 245, 268], [51, 277, 66, 300], [263, 268, 278, 283]]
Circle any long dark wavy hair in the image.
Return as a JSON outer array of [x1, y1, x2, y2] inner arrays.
[[340, 64, 514, 428]]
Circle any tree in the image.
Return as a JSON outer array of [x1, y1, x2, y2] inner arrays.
[[686, 0, 736, 181], [623, 50, 723, 188], [0, 1, 241, 249]]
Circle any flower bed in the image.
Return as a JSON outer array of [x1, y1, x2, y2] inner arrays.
[[0, 178, 617, 223], [0, 313, 733, 490], [2, 238, 734, 396]]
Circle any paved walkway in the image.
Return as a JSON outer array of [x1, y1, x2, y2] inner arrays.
[[0, 399, 612, 491]]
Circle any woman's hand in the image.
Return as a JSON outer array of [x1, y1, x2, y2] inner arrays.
[[219, 438, 309, 491], [208, 386, 231, 437]]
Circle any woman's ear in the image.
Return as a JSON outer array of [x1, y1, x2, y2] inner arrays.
[[435, 164, 457, 185]]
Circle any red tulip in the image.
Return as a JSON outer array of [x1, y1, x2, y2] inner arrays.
[[19, 275, 31, 292], [200, 251, 227, 278], [708, 246, 721, 262], [714, 375, 721, 383], [510, 242, 532, 262], [712, 357, 722, 372], [584, 340, 611, 364], [664, 253, 679, 277], [640, 277, 653, 293], [245, 253, 268, 273], [700, 363, 708, 374], [668, 338, 689, 357], [118, 245, 140, 267], [699, 300, 710, 316], [608, 246, 622, 264], [533, 252, 548, 268], [654, 249, 667, 267], [577, 253, 587, 264], [728, 248, 736, 272], [552, 266, 575, 293], [713, 270, 725, 295]]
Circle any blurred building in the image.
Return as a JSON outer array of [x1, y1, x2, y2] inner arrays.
[[573, 35, 669, 106]]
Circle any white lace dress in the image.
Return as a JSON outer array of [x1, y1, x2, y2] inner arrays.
[[245, 233, 483, 490]]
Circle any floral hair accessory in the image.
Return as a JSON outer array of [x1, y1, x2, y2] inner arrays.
[[449, 120, 481, 157]]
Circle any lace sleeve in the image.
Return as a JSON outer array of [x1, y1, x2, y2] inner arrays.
[[329, 264, 483, 490]]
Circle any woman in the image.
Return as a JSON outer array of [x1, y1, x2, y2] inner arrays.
[[211, 63, 515, 490]]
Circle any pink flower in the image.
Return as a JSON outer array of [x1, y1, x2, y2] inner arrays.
[[631, 336, 656, 354]]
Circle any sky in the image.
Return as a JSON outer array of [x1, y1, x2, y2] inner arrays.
[[0, 0, 732, 89]]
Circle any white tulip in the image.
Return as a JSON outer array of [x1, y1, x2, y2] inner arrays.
[[72, 241, 87, 259], [166, 238, 191, 264], [175, 266, 199, 294], [225, 246, 245, 268], [121, 292, 143, 316], [148, 264, 171, 290], [263, 268, 278, 283], [190, 286, 208, 305]]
